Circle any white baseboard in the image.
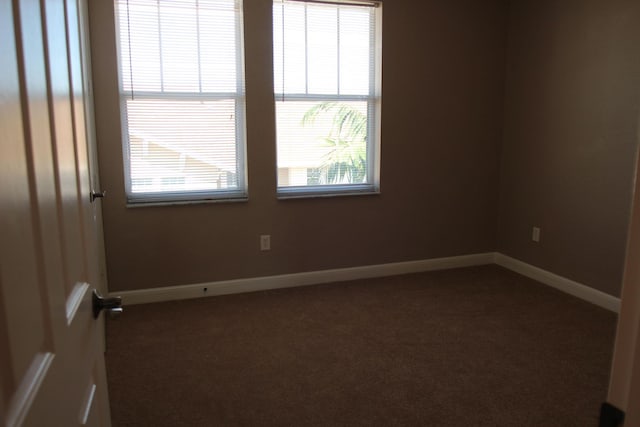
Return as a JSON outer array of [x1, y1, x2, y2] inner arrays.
[[111, 251, 621, 313], [112, 252, 495, 305], [494, 253, 621, 313]]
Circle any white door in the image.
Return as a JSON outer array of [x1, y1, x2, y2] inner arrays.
[[1, 0, 112, 425]]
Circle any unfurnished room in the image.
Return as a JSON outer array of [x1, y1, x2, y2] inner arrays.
[[2, 0, 640, 426]]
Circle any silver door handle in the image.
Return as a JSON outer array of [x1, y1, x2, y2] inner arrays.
[[92, 289, 122, 319], [90, 190, 106, 203]]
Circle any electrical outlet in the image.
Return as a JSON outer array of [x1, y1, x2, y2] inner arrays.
[[260, 235, 271, 251], [532, 227, 541, 243]]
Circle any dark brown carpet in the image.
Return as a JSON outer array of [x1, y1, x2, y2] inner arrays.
[[105, 265, 617, 426]]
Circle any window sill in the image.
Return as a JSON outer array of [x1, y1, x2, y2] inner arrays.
[[277, 187, 380, 200], [126, 195, 248, 208]]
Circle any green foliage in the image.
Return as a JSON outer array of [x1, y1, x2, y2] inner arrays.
[[301, 102, 367, 184]]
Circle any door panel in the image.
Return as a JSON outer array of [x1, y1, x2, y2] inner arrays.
[[16, 0, 66, 316], [43, 0, 88, 297], [1, 0, 111, 425], [0, 0, 50, 403]]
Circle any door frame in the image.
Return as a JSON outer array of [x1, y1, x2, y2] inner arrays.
[[605, 120, 640, 425]]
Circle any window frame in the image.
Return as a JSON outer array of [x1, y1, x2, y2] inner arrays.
[[273, 0, 382, 199], [113, 0, 248, 206]]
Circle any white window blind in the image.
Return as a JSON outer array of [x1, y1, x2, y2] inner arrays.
[[115, 0, 246, 203], [273, 0, 381, 196]]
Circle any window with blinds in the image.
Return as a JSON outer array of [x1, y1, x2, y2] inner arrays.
[[115, 0, 246, 204], [273, 0, 381, 196]]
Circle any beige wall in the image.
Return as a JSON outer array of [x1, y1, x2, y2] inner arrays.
[[89, 0, 508, 292], [498, 0, 640, 297]]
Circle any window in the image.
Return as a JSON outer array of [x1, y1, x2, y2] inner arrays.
[[115, 0, 247, 204], [273, 0, 381, 197]]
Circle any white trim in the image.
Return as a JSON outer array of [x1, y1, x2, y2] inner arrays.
[[110, 252, 621, 313], [113, 253, 495, 305], [494, 253, 621, 313]]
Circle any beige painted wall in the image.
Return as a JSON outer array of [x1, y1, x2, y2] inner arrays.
[[89, 0, 508, 292], [498, 0, 640, 297]]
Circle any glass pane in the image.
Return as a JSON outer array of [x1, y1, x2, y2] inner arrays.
[[159, 0, 200, 92], [200, 6, 237, 92], [126, 99, 239, 193], [339, 7, 371, 95], [276, 100, 368, 187], [117, 0, 240, 94], [118, 1, 162, 92], [273, 2, 306, 94], [307, 5, 337, 94]]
